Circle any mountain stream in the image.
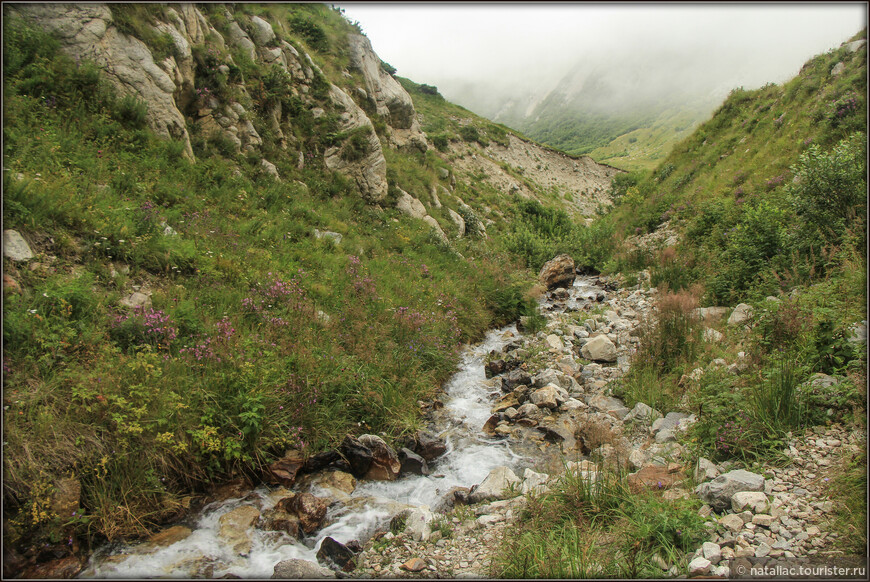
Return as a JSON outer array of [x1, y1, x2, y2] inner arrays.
[[80, 277, 603, 578]]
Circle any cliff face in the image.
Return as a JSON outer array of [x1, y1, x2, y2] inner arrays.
[[8, 3, 617, 214]]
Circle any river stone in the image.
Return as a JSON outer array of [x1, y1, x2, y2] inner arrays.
[[530, 385, 559, 409], [398, 447, 429, 476], [581, 335, 617, 362], [414, 430, 446, 461], [264, 449, 305, 487], [397, 506, 436, 542], [732, 491, 769, 513], [503, 368, 532, 390], [493, 392, 523, 413], [278, 492, 328, 534], [218, 505, 260, 555], [260, 507, 302, 538], [147, 525, 193, 547], [468, 466, 520, 503], [538, 254, 576, 290], [696, 469, 765, 511], [339, 435, 372, 478], [728, 303, 754, 325], [272, 558, 335, 578], [3, 230, 34, 261], [517, 402, 543, 419], [316, 537, 357, 572], [358, 434, 401, 481]]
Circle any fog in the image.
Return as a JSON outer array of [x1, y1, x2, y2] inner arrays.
[[338, 3, 867, 119]]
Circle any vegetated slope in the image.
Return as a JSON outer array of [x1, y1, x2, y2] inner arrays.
[[606, 30, 866, 305], [487, 32, 867, 576], [1, 2, 616, 563], [600, 30, 867, 468]]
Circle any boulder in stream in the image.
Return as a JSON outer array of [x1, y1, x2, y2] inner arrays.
[[272, 558, 335, 578], [358, 434, 401, 481], [339, 435, 373, 479]]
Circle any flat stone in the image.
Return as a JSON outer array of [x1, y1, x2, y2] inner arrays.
[[719, 514, 744, 533], [732, 491, 769, 513], [3, 230, 34, 261], [688, 556, 711, 575], [755, 542, 772, 558], [702, 542, 722, 564], [696, 469, 765, 511]]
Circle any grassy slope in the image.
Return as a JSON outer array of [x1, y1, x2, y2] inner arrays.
[[0, 5, 549, 551], [492, 31, 867, 576]]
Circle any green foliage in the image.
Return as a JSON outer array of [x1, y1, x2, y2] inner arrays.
[[289, 12, 329, 52], [788, 132, 867, 253], [459, 124, 482, 143], [380, 60, 396, 76], [492, 466, 705, 578]]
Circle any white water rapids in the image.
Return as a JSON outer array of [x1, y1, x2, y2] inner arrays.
[[80, 277, 602, 578]]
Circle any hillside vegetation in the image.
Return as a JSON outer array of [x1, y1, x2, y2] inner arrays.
[[598, 27, 866, 500], [2, 3, 611, 556]]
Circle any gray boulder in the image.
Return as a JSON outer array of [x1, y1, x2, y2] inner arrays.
[[695, 469, 765, 511], [3, 230, 34, 261], [273, 559, 336, 578], [468, 466, 520, 503], [249, 15, 275, 46], [727, 303, 754, 326], [580, 335, 617, 362]]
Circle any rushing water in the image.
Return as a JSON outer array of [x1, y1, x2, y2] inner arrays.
[[80, 277, 602, 578]]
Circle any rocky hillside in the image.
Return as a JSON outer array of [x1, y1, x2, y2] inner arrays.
[[1, 3, 619, 574]]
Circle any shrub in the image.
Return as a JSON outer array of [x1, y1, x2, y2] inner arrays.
[[788, 132, 866, 253], [459, 125, 481, 143]]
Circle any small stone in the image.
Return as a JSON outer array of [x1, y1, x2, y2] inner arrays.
[[719, 514, 744, 532], [755, 543, 771, 558], [688, 556, 711, 575], [752, 514, 775, 527], [400, 558, 425, 572], [702, 542, 722, 564]]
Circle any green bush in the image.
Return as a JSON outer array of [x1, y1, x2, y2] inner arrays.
[[788, 132, 866, 253]]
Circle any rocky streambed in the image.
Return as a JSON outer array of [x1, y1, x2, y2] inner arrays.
[[74, 261, 864, 579]]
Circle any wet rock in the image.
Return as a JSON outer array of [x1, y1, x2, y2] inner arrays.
[[260, 508, 302, 538], [146, 525, 193, 547], [264, 450, 305, 487], [414, 430, 447, 461], [538, 254, 576, 290], [516, 402, 542, 419], [358, 434, 401, 481], [19, 555, 84, 579], [502, 368, 532, 390], [398, 447, 429, 476], [272, 558, 335, 578], [482, 415, 500, 435], [218, 505, 260, 555], [493, 392, 523, 413], [339, 435, 373, 479], [277, 493, 328, 535], [302, 450, 342, 474], [317, 536, 358, 572], [485, 359, 507, 378]]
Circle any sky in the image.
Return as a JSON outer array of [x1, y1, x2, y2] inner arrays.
[[337, 3, 867, 118]]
